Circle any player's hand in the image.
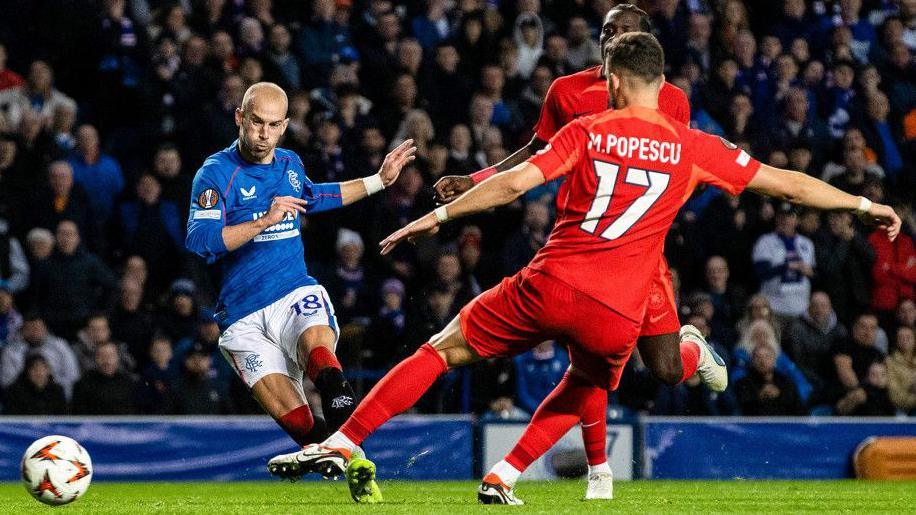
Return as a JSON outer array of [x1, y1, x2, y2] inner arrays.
[[860, 203, 902, 241], [379, 212, 440, 255], [377, 139, 418, 187], [434, 175, 474, 204], [258, 196, 308, 229]]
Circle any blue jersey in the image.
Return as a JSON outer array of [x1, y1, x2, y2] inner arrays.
[[185, 141, 344, 330]]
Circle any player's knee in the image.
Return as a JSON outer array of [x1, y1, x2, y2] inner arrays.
[[298, 326, 335, 351]]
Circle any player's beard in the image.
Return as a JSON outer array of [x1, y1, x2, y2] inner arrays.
[[241, 136, 273, 162]]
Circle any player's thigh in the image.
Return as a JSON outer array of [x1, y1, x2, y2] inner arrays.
[[268, 284, 340, 368], [219, 316, 294, 387], [563, 295, 642, 390], [427, 315, 481, 368], [458, 270, 547, 363]]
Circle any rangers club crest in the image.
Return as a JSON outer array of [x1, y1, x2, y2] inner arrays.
[[198, 188, 219, 208], [287, 170, 302, 193]]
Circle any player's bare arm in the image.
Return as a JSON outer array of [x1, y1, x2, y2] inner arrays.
[[381, 162, 546, 255], [433, 135, 547, 203], [746, 164, 902, 241], [338, 139, 417, 206]]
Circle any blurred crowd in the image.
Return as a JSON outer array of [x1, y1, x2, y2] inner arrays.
[[0, 0, 914, 418]]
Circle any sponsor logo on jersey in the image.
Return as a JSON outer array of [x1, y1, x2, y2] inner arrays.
[[244, 353, 263, 373], [251, 210, 300, 242], [198, 189, 219, 208], [193, 209, 221, 220], [330, 395, 354, 409], [287, 170, 302, 193], [240, 185, 257, 200]]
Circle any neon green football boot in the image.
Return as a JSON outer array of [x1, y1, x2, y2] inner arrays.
[[346, 457, 383, 504]]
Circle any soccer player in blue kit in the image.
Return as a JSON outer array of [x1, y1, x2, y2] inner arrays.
[[185, 82, 415, 503]]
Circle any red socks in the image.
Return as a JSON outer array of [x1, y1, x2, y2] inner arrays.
[[339, 343, 447, 445], [277, 405, 315, 446], [580, 389, 608, 466], [505, 372, 603, 471], [306, 346, 341, 382], [679, 340, 700, 383]]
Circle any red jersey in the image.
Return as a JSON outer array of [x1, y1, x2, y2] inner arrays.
[[533, 65, 690, 141], [527, 106, 761, 321]]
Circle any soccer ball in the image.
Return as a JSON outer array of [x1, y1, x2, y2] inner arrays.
[[21, 435, 92, 506]]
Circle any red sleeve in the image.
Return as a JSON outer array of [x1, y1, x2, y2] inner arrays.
[[527, 120, 586, 181], [533, 80, 563, 141], [675, 89, 691, 126], [689, 131, 761, 195]]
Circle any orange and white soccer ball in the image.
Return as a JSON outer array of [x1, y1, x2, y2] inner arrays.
[[21, 435, 92, 505]]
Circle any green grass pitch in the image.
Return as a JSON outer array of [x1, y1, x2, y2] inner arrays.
[[2, 480, 914, 513]]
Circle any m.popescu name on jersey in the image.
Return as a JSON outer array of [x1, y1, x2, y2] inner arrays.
[[185, 140, 344, 330], [587, 132, 682, 164]]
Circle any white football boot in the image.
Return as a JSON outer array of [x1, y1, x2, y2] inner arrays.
[[584, 471, 613, 500], [681, 324, 728, 392], [267, 443, 350, 479]]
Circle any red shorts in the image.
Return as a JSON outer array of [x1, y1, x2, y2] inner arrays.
[[641, 257, 680, 336], [459, 267, 641, 390]]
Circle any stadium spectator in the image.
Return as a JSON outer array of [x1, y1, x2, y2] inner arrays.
[[868, 222, 916, 319], [735, 343, 806, 415], [173, 342, 232, 414], [412, 0, 451, 50], [831, 313, 887, 402], [813, 212, 875, 324], [0, 214, 28, 295], [34, 161, 98, 249], [2, 353, 67, 415], [116, 173, 184, 287], [157, 279, 200, 342], [566, 16, 601, 70], [772, 87, 831, 170], [71, 341, 138, 415], [72, 313, 135, 374], [24, 228, 54, 265], [502, 201, 550, 277], [0, 43, 24, 91], [29, 221, 117, 339], [67, 125, 125, 225], [887, 326, 916, 415], [0, 313, 79, 399], [264, 24, 301, 92], [110, 279, 155, 366], [321, 229, 371, 325], [752, 203, 816, 321], [0, 285, 22, 346], [0, 60, 76, 129], [297, 0, 353, 88], [898, 298, 916, 331], [732, 319, 812, 403], [472, 357, 524, 420], [836, 360, 896, 416], [513, 341, 570, 416], [138, 334, 178, 414], [366, 278, 407, 368], [701, 255, 746, 345], [783, 292, 848, 403]]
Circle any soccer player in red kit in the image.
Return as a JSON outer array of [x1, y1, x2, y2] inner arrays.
[[435, 4, 703, 498], [270, 33, 901, 504]]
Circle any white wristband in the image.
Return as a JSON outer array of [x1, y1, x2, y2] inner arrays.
[[363, 174, 385, 195], [855, 196, 872, 216], [434, 206, 449, 223]]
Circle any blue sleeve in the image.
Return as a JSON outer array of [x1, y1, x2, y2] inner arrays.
[[185, 167, 228, 263], [777, 354, 812, 404], [302, 179, 344, 214]]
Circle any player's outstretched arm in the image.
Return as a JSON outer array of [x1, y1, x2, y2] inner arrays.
[[338, 139, 417, 206], [746, 164, 902, 241], [380, 162, 546, 255], [433, 135, 548, 203]]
